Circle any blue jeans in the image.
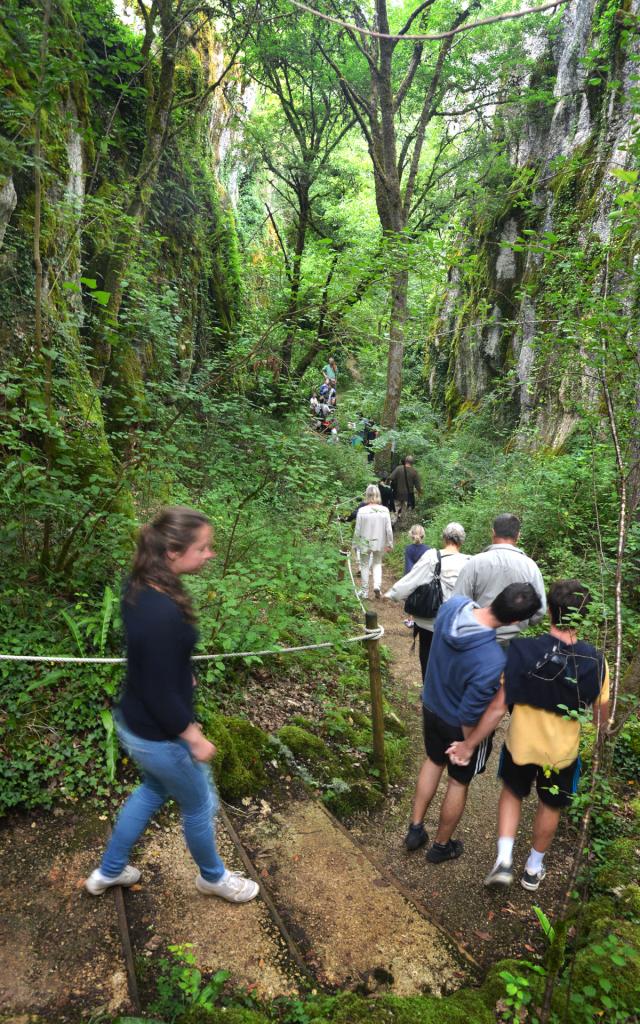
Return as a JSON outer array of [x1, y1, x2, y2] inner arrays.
[[100, 715, 226, 882]]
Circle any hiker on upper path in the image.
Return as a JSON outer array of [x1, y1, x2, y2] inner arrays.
[[403, 583, 542, 864], [447, 579, 609, 893], [322, 357, 337, 386], [85, 506, 259, 904], [453, 513, 546, 645], [353, 484, 393, 600], [389, 455, 422, 520], [385, 522, 468, 680], [378, 476, 396, 519]]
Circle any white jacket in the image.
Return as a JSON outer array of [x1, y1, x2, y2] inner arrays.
[[354, 504, 393, 553], [385, 549, 469, 629]]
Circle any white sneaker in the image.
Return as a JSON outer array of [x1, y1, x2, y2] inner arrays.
[[85, 865, 141, 895], [196, 872, 259, 903]]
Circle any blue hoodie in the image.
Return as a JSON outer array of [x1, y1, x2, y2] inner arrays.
[[423, 595, 506, 728]]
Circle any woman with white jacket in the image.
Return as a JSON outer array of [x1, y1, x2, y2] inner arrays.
[[354, 485, 394, 599], [385, 522, 469, 679]]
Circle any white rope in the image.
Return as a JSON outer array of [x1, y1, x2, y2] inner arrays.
[[0, 626, 384, 665], [334, 501, 368, 615]]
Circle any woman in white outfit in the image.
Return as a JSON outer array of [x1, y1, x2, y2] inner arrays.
[[354, 485, 394, 599], [385, 522, 469, 679]]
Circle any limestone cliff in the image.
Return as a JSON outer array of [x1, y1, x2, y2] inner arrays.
[[428, 0, 639, 446]]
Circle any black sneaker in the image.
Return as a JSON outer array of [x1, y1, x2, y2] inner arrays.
[[404, 822, 428, 851], [484, 861, 514, 889], [521, 866, 546, 891], [426, 839, 464, 864]]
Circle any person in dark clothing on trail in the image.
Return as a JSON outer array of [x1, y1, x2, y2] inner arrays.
[[404, 524, 429, 574], [85, 507, 258, 904], [389, 455, 422, 519], [403, 583, 542, 865], [378, 477, 395, 516], [399, 523, 430, 630]]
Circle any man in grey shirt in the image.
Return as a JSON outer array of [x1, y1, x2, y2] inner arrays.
[[453, 514, 546, 644]]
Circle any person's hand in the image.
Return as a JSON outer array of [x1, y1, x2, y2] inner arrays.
[[181, 722, 216, 762], [190, 733, 216, 762], [446, 740, 472, 766]]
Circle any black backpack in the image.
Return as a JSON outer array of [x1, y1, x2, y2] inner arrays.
[[404, 552, 444, 618]]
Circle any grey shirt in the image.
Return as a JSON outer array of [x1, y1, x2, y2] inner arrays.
[[452, 543, 546, 643]]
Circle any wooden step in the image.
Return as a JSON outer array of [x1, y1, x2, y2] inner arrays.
[[232, 796, 470, 995], [131, 815, 304, 1000]]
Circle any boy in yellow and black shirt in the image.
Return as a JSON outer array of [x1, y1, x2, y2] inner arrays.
[[446, 579, 609, 892]]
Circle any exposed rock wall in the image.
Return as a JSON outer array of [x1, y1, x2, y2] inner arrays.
[[428, 0, 639, 445]]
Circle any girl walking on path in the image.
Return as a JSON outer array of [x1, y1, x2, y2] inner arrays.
[[85, 507, 259, 903], [402, 525, 431, 629], [385, 522, 469, 681]]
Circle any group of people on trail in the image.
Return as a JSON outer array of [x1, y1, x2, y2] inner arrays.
[[310, 357, 338, 436], [86, 494, 608, 910], [384, 513, 608, 892]]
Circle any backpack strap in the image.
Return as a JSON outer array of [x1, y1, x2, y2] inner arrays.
[[432, 550, 442, 580]]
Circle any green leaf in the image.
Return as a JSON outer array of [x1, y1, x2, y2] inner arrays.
[[532, 905, 556, 945], [61, 610, 85, 656], [90, 290, 111, 306], [100, 709, 117, 782], [99, 585, 115, 655], [80, 277, 98, 289]]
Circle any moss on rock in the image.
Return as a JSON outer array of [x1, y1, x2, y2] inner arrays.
[[200, 711, 269, 800], [619, 883, 640, 919], [478, 958, 539, 1010], [572, 895, 616, 945], [278, 724, 333, 759], [176, 1009, 270, 1024], [593, 836, 639, 890]]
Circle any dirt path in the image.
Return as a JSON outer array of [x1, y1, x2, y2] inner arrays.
[[0, 811, 131, 1021], [348, 564, 571, 972]]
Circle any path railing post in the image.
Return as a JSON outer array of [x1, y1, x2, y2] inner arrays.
[[365, 609, 387, 793]]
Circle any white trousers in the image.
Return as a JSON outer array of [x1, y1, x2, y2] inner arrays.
[[361, 550, 383, 596]]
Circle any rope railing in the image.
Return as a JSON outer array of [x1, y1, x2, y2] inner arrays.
[[0, 625, 384, 665]]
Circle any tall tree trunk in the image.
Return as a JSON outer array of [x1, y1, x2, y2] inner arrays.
[[92, 0, 178, 384], [281, 191, 309, 375], [34, 0, 53, 571]]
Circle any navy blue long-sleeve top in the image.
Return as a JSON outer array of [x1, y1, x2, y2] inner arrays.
[[404, 542, 429, 574], [118, 587, 197, 740]]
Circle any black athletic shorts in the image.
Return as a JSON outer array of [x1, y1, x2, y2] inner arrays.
[[422, 706, 493, 785], [498, 743, 581, 809]]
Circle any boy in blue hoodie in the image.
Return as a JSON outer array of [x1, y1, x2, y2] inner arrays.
[[404, 583, 542, 864]]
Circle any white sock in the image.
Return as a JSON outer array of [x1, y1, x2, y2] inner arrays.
[[525, 847, 545, 874], [497, 837, 514, 866]]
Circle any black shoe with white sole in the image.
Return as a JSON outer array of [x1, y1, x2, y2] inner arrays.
[[484, 862, 514, 889], [521, 866, 546, 891]]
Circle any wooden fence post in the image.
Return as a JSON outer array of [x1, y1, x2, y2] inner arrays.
[[365, 609, 387, 793]]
